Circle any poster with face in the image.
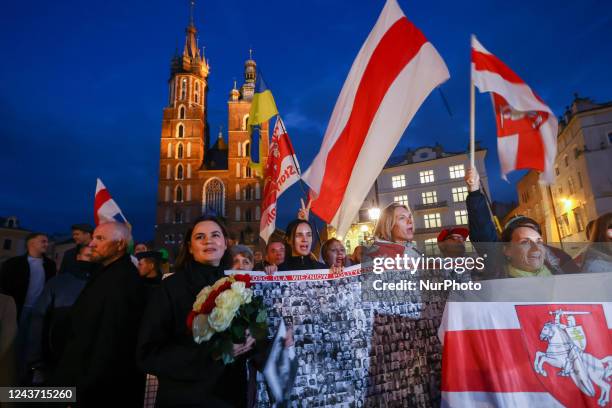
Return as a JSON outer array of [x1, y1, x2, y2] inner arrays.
[[253, 268, 449, 408]]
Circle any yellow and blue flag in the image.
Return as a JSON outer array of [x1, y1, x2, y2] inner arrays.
[[248, 73, 278, 126], [248, 72, 278, 173]]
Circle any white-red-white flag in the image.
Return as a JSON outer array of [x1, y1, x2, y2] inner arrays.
[[471, 36, 557, 184], [302, 0, 449, 236], [94, 178, 129, 226], [260, 117, 300, 243]]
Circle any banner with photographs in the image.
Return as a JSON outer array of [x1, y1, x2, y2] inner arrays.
[[247, 265, 450, 408]]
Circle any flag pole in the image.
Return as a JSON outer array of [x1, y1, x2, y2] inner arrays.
[[469, 34, 476, 170], [547, 185, 565, 250]]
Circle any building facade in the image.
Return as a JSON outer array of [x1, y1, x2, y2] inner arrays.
[[508, 95, 612, 248], [0, 216, 30, 264], [336, 144, 489, 255], [155, 15, 267, 256]]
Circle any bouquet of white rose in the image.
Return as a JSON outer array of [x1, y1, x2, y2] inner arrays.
[[186, 274, 267, 364]]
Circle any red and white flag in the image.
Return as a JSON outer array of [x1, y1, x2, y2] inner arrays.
[[260, 117, 300, 243], [302, 0, 449, 236], [94, 178, 129, 226], [439, 275, 612, 407], [471, 36, 557, 184]]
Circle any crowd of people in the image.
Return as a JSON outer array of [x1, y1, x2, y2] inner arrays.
[[0, 169, 610, 407]]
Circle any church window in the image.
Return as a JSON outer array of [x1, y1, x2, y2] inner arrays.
[[180, 78, 187, 100], [245, 208, 253, 222], [175, 186, 183, 202], [177, 143, 184, 159], [244, 141, 251, 158], [195, 92, 199, 104], [245, 185, 253, 200], [174, 211, 183, 224], [242, 115, 249, 131], [179, 106, 186, 119], [235, 206, 241, 221], [246, 166, 252, 178], [177, 124, 184, 138], [203, 178, 225, 216], [176, 164, 184, 180]]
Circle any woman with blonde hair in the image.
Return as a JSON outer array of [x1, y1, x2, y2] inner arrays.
[[372, 202, 421, 258]]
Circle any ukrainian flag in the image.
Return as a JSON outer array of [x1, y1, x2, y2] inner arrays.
[[248, 72, 278, 174], [248, 73, 278, 126]]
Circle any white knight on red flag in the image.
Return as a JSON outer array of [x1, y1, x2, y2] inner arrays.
[[260, 116, 300, 243], [302, 0, 450, 237], [471, 36, 558, 184]]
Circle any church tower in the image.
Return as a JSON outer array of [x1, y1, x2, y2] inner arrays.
[[155, 2, 210, 250]]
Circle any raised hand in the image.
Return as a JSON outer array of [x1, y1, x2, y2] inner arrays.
[[465, 167, 480, 193], [297, 198, 311, 221]]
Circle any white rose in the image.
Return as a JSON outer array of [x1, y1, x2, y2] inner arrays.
[[231, 282, 253, 304], [215, 289, 242, 313], [208, 306, 235, 332]]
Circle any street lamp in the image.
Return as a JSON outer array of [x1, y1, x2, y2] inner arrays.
[[368, 207, 381, 221]]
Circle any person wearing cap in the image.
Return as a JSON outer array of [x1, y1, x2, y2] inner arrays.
[[59, 223, 93, 275], [135, 250, 163, 287], [437, 227, 469, 258], [465, 167, 578, 277]]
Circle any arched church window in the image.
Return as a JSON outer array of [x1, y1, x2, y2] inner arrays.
[[244, 141, 251, 158], [180, 78, 187, 100], [176, 164, 183, 180], [177, 143, 184, 159], [177, 124, 184, 138], [203, 178, 225, 216], [179, 106, 186, 119], [176, 186, 183, 202]]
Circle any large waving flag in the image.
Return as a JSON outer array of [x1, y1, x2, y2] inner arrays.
[[247, 72, 279, 174], [471, 36, 557, 184], [302, 0, 449, 237], [260, 117, 300, 243], [94, 178, 129, 226]]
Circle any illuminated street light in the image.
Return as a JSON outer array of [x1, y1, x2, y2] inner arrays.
[[368, 207, 381, 221]]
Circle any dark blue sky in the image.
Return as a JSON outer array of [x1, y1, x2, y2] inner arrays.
[[1, 0, 610, 242]]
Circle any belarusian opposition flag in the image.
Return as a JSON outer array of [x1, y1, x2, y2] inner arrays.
[[94, 178, 129, 226], [471, 36, 558, 184], [439, 274, 612, 408], [302, 0, 449, 237], [260, 117, 300, 243]]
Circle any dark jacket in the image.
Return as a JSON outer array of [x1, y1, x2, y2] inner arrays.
[[278, 255, 327, 271], [0, 254, 56, 319], [466, 189, 579, 278], [59, 246, 79, 275], [137, 260, 268, 407], [51, 255, 146, 407], [27, 261, 95, 377]]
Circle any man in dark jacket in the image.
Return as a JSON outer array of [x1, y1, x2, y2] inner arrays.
[[51, 222, 146, 407], [27, 245, 97, 384], [59, 224, 93, 275], [0, 232, 56, 383]]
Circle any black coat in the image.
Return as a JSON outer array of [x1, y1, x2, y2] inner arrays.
[[59, 246, 79, 275], [51, 255, 146, 407], [0, 254, 56, 319], [137, 260, 268, 408], [278, 255, 327, 271]]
